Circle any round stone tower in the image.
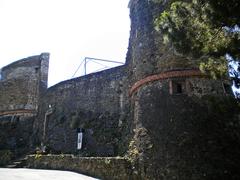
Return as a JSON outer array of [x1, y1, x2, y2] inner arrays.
[[127, 0, 240, 179]]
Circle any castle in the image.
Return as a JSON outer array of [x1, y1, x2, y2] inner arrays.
[[1, 0, 240, 179]]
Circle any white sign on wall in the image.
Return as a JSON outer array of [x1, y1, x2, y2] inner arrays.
[[77, 132, 83, 150]]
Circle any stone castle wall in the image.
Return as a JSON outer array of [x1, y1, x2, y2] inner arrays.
[[129, 77, 239, 179], [35, 65, 132, 156], [0, 53, 133, 161], [127, 0, 240, 179], [1, 0, 240, 179], [0, 53, 49, 158]]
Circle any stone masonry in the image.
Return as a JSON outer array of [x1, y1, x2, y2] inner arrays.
[[1, 0, 240, 179], [0, 53, 49, 158]]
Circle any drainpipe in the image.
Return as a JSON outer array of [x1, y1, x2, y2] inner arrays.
[[42, 105, 53, 148]]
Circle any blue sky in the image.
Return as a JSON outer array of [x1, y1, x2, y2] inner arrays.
[[0, 0, 130, 86]]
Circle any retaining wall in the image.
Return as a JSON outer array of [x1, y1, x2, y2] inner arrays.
[[26, 155, 134, 180]]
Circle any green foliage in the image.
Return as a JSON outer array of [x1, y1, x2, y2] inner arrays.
[[206, 0, 240, 27], [34, 153, 42, 160], [126, 139, 139, 163], [154, 0, 240, 78], [199, 56, 228, 79], [104, 158, 111, 165]]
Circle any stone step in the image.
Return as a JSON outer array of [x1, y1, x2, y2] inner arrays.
[[4, 156, 28, 168], [5, 164, 18, 168]]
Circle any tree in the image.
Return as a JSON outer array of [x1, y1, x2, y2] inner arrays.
[[154, 0, 240, 96]]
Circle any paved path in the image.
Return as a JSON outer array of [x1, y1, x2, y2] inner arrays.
[[0, 168, 99, 180]]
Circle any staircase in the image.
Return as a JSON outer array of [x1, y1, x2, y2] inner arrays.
[[5, 156, 27, 168]]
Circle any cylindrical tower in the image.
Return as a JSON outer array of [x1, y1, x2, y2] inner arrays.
[[127, 0, 240, 179], [127, 0, 200, 82]]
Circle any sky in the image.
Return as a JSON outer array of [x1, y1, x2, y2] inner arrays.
[[0, 0, 131, 86]]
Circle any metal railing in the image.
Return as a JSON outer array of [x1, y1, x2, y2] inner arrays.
[[72, 57, 124, 78]]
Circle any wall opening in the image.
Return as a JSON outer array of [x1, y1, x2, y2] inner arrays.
[[176, 83, 183, 94], [169, 80, 186, 95], [35, 67, 39, 74]]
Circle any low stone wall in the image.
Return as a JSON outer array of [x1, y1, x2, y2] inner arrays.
[[26, 155, 134, 180]]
